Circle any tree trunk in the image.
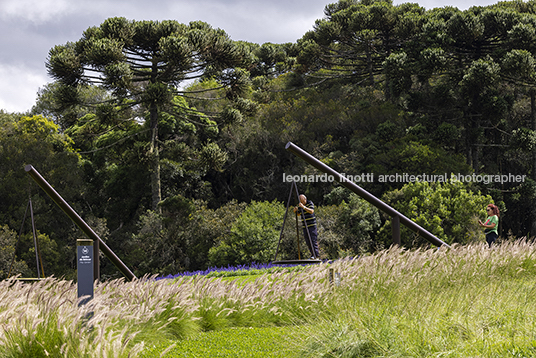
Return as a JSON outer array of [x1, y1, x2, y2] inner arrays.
[[464, 113, 474, 170], [464, 111, 480, 174], [148, 60, 162, 214], [149, 101, 162, 214], [532, 89, 536, 181], [473, 116, 480, 174], [530, 88, 536, 238]]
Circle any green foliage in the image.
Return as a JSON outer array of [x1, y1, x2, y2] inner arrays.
[[297, 0, 426, 87], [336, 193, 382, 254], [208, 200, 285, 266], [0, 225, 30, 279], [8, 0, 536, 280], [46, 17, 254, 214], [313, 204, 347, 259], [129, 199, 247, 275], [200, 142, 228, 172], [184, 201, 246, 270], [0, 113, 82, 279], [16, 231, 61, 278], [319, 190, 382, 257], [379, 181, 493, 246], [510, 127, 536, 151], [32, 82, 112, 130]]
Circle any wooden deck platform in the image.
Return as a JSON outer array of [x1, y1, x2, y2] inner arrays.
[[271, 259, 322, 265]]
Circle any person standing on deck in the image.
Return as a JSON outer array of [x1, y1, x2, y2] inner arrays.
[[294, 194, 320, 259]]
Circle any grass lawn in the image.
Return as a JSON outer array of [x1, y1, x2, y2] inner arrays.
[[140, 326, 305, 358]]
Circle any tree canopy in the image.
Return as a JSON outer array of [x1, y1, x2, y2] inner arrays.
[[46, 18, 254, 212]]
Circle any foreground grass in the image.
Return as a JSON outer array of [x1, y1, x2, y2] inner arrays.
[[0, 263, 323, 357], [299, 242, 536, 357], [3, 241, 536, 357]]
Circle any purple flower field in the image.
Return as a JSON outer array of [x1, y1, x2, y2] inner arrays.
[[156, 261, 312, 280]]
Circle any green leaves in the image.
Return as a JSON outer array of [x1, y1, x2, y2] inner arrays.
[[380, 181, 493, 246], [220, 107, 243, 124], [460, 58, 501, 93], [159, 36, 192, 68], [103, 62, 132, 92], [446, 11, 485, 44], [200, 142, 228, 172], [508, 22, 536, 49], [208, 200, 285, 267], [383, 52, 412, 96], [142, 82, 173, 105], [502, 49, 536, 79], [511, 127, 536, 151], [297, 0, 426, 87], [46, 43, 83, 85], [47, 17, 251, 108], [83, 38, 125, 67], [100, 17, 135, 44]]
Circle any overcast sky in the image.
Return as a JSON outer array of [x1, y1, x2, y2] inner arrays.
[[1, 0, 500, 113]]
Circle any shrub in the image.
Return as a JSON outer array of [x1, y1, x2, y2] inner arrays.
[[0, 225, 30, 279], [378, 180, 494, 247], [208, 200, 285, 266], [130, 198, 247, 275], [317, 193, 381, 258], [336, 194, 382, 254]]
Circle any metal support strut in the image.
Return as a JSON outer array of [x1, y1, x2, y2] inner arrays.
[[285, 142, 450, 248], [25, 165, 136, 281], [273, 180, 319, 264]]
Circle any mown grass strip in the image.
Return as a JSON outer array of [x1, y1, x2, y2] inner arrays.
[[140, 326, 305, 358]]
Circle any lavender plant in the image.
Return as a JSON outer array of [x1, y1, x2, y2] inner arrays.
[[156, 261, 308, 279]]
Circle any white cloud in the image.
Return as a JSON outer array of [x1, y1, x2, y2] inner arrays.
[[0, 0, 73, 23], [0, 64, 48, 113]]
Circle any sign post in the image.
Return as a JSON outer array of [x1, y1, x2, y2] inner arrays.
[[77, 238, 94, 306]]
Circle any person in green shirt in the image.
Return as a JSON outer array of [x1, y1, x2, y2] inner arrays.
[[479, 204, 499, 247]]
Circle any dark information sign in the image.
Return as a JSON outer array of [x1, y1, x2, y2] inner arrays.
[[77, 239, 94, 306]]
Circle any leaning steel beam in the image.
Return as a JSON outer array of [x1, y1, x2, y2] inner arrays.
[[25, 165, 136, 280], [285, 142, 450, 248]]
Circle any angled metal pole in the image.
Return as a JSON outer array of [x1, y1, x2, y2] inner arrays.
[[392, 215, 401, 246], [274, 181, 295, 261], [8, 200, 30, 277], [29, 196, 44, 278], [25, 165, 136, 281], [285, 142, 450, 248], [295, 211, 301, 260]]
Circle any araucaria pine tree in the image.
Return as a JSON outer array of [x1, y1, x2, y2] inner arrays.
[[46, 17, 252, 212]]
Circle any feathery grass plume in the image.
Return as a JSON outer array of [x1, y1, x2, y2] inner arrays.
[[0, 264, 328, 357], [0, 277, 148, 357], [298, 241, 536, 357], [11, 243, 536, 357]]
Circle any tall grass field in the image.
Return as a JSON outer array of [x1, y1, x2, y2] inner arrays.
[[2, 241, 536, 357]]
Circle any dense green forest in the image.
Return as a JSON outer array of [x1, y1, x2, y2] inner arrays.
[[2, 0, 536, 280]]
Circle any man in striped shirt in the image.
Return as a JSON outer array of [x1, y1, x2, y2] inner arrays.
[[294, 194, 320, 259]]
